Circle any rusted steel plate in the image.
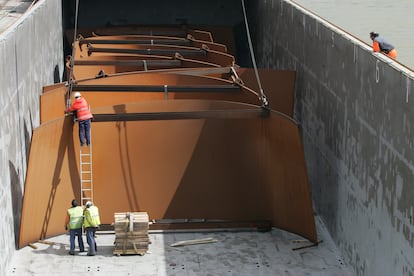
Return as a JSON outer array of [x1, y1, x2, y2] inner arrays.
[[20, 26, 316, 250], [19, 100, 316, 248], [78, 34, 227, 53], [41, 68, 292, 124], [92, 27, 214, 42], [74, 42, 235, 67], [67, 54, 222, 80]]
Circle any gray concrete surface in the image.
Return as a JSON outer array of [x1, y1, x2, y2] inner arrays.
[[8, 216, 355, 275], [0, 0, 63, 274], [249, 0, 414, 275], [0, 0, 33, 34]]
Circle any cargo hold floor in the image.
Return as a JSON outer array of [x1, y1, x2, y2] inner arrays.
[[8, 216, 355, 275]]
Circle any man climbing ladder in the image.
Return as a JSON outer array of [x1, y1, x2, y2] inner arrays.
[[65, 92, 93, 146], [65, 91, 94, 206]]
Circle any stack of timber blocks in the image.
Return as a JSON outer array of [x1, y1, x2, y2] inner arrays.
[[113, 212, 150, 256]]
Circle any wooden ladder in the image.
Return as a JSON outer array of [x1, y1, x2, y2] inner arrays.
[[80, 139, 93, 207]]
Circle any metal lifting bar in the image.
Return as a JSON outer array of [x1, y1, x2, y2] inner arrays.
[[92, 108, 267, 122], [71, 84, 240, 93], [87, 46, 207, 57], [79, 38, 191, 47], [74, 59, 182, 67]]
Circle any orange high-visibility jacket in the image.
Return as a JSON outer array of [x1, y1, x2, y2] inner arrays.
[[66, 97, 93, 121], [372, 36, 397, 59]]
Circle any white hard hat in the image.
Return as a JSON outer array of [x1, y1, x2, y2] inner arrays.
[[74, 92, 81, 98], [85, 201, 93, 207]]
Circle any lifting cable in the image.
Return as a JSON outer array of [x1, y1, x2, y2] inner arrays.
[[241, 0, 269, 110], [66, 0, 80, 109]]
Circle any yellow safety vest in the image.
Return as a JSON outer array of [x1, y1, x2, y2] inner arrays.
[[84, 206, 101, 228], [67, 206, 83, 229]]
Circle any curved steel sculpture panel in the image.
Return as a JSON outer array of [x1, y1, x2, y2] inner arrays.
[[20, 26, 316, 249], [75, 42, 235, 67], [40, 71, 262, 123], [19, 100, 316, 247]]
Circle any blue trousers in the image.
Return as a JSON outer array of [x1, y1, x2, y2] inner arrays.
[[69, 228, 84, 253], [78, 119, 91, 146], [85, 227, 97, 255]]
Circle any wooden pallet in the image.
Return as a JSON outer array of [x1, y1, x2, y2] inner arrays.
[[113, 212, 149, 256]]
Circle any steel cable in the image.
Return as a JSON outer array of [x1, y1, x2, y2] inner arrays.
[[241, 0, 269, 109]]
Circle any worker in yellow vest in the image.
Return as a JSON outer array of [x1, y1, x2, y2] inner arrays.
[[84, 201, 101, 256], [64, 199, 85, 255]]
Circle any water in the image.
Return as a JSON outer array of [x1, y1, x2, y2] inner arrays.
[[292, 0, 414, 70]]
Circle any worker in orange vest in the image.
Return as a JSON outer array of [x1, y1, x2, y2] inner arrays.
[[65, 92, 93, 146], [370, 32, 397, 59]]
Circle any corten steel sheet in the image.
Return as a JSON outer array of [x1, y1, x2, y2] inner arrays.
[[72, 54, 175, 62], [40, 88, 67, 124], [75, 42, 235, 67], [40, 72, 262, 123], [93, 27, 214, 42], [70, 61, 184, 80], [69, 53, 222, 67], [79, 35, 192, 47], [19, 116, 79, 247], [43, 82, 67, 93], [71, 66, 235, 80], [68, 57, 220, 80], [19, 99, 317, 248], [237, 68, 296, 117], [42, 68, 294, 121], [92, 26, 236, 54], [66, 54, 178, 81], [68, 54, 222, 73], [78, 35, 228, 53], [192, 26, 237, 56], [182, 35, 227, 53], [68, 26, 236, 55], [67, 27, 212, 45]]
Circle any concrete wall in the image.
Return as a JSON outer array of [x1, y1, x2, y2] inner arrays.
[[248, 0, 414, 275], [0, 0, 63, 272]]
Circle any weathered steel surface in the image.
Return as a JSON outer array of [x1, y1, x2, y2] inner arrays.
[[20, 26, 316, 248], [40, 71, 263, 124], [78, 34, 227, 53], [67, 54, 223, 80], [67, 28, 233, 81], [75, 42, 235, 67], [19, 100, 316, 247]]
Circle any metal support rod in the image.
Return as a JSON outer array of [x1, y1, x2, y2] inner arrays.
[[72, 84, 240, 93], [87, 46, 207, 57], [92, 108, 266, 122]]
